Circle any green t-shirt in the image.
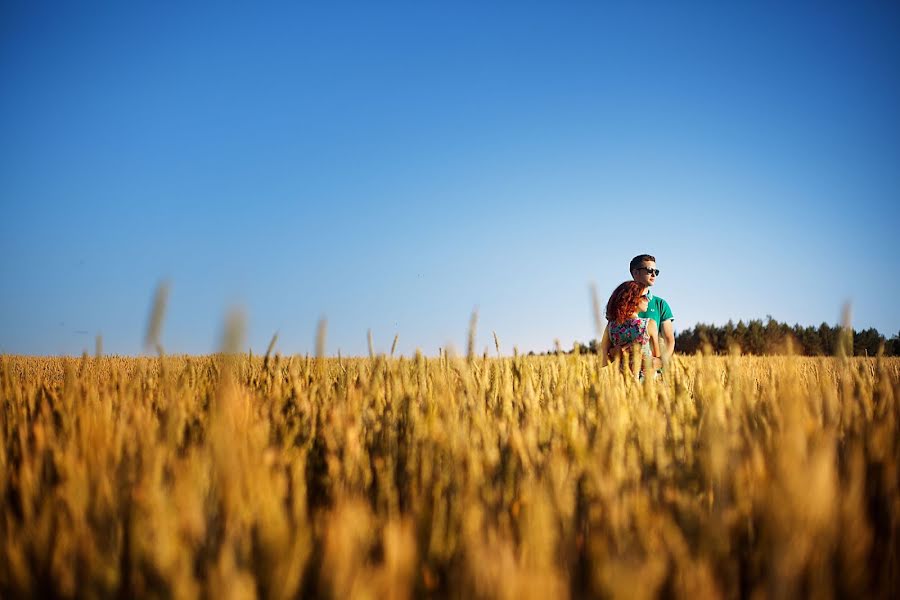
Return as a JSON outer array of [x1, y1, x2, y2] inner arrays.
[[638, 293, 674, 331]]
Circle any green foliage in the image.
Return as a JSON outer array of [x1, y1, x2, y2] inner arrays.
[[674, 318, 897, 356]]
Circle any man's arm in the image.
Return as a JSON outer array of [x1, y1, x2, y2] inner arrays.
[[661, 319, 675, 362], [647, 319, 663, 370]]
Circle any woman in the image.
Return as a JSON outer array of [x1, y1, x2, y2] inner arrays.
[[599, 281, 662, 379]]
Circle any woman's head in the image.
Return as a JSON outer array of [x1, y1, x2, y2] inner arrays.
[[606, 280, 647, 323]]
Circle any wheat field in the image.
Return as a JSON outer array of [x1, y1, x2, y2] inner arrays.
[[1, 350, 897, 599]]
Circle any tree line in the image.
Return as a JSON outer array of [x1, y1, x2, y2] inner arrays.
[[555, 317, 900, 357], [673, 318, 899, 356]]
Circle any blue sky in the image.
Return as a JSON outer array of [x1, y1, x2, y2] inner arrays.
[[2, 1, 899, 356]]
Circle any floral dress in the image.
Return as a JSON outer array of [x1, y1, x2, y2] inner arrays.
[[607, 317, 653, 376]]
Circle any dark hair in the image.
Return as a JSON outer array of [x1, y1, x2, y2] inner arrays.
[[629, 254, 656, 274], [606, 281, 644, 324]]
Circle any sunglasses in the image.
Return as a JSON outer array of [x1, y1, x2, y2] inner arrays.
[[638, 267, 660, 276], [639, 294, 650, 301]]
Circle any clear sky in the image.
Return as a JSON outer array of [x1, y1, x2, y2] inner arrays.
[[2, 1, 899, 357]]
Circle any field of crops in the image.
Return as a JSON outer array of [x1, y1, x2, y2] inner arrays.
[[1, 351, 898, 598]]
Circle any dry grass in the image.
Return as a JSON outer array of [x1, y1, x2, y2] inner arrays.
[[1, 351, 898, 598]]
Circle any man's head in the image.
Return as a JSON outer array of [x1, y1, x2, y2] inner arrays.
[[629, 254, 658, 288]]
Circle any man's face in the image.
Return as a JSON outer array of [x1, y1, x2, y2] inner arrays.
[[632, 260, 658, 287]]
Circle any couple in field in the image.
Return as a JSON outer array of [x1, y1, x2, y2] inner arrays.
[[599, 254, 675, 379]]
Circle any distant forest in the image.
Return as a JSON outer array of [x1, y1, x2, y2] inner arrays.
[[561, 318, 900, 357]]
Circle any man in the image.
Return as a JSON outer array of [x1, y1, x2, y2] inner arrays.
[[630, 254, 675, 363]]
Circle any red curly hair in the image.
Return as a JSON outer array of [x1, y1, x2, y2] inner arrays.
[[605, 281, 645, 324]]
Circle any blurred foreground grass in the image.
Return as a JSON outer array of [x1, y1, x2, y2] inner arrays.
[[1, 352, 898, 598]]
